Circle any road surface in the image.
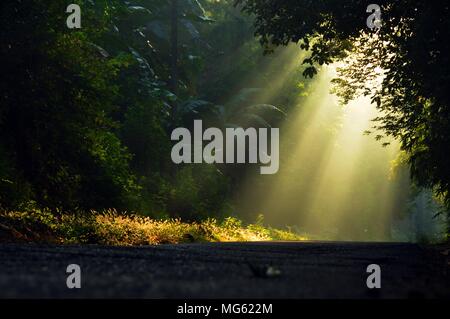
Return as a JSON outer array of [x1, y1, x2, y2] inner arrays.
[[0, 242, 448, 298]]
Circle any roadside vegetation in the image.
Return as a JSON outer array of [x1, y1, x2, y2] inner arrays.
[[0, 209, 307, 245]]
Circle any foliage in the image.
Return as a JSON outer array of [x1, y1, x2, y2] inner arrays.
[[0, 209, 308, 245], [0, 0, 139, 211], [0, 0, 295, 221]]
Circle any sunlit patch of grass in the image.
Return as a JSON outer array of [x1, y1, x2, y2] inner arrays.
[[0, 209, 308, 245]]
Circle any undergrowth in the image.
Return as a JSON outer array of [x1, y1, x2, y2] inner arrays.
[[0, 209, 308, 245]]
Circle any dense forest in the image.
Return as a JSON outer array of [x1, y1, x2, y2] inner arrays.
[[0, 0, 448, 242]]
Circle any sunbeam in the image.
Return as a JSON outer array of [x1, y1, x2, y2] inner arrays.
[[238, 64, 410, 241]]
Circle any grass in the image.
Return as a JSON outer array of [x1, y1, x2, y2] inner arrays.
[[0, 209, 308, 245]]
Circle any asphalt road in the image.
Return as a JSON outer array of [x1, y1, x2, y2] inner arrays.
[[0, 242, 448, 298]]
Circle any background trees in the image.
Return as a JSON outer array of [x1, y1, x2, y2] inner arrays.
[[0, 1, 139, 211], [0, 0, 288, 217]]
